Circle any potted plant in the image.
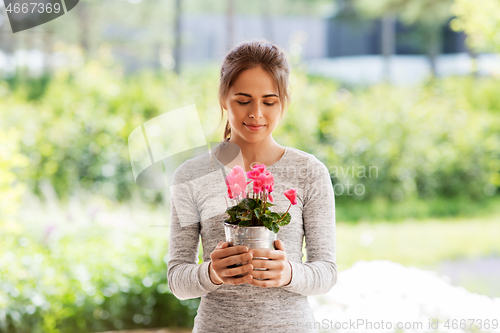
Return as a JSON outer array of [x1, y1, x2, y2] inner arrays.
[[223, 164, 297, 278]]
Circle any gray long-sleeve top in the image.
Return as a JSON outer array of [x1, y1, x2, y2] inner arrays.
[[167, 145, 337, 333]]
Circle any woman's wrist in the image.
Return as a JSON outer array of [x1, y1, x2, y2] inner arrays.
[[209, 262, 223, 285]]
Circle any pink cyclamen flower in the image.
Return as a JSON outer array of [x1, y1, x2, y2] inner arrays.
[[268, 193, 274, 202], [226, 183, 234, 199], [284, 188, 297, 205], [259, 171, 274, 192], [253, 178, 264, 194], [226, 165, 248, 199], [246, 163, 267, 180], [247, 164, 274, 194], [232, 183, 243, 197]]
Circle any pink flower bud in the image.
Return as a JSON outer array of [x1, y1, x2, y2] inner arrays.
[[284, 188, 297, 205]]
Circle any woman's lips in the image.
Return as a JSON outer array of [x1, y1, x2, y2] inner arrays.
[[244, 123, 265, 131]]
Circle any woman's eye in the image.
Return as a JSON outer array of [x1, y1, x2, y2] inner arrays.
[[237, 101, 275, 106]]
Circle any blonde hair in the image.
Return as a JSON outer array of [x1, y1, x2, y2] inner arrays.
[[218, 39, 292, 142]]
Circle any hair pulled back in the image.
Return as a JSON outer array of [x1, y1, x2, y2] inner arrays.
[[218, 39, 291, 142]]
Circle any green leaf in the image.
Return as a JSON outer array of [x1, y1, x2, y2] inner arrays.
[[226, 213, 236, 222], [226, 205, 243, 220], [271, 222, 280, 233], [226, 204, 248, 223], [238, 220, 251, 227], [225, 205, 242, 214], [265, 202, 276, 208], [238, 211, 252, 221], [277, 212, 291, 226], [269, 212, 281, 222], [262, 216, 273, 229], [237, 198, 258, 211], [236, 199, 250, 210], [254, 208, 261, 219], [261, 214, 273, 223]]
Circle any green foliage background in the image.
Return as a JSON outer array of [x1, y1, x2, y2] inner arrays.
[[1, 51, 499, 218], [0, 222, 199, 332], [2, 11, 500, 328]]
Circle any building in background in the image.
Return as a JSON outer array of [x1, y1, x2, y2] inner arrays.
[[325, 3, 468, 57], [1, 2, 498, 84]]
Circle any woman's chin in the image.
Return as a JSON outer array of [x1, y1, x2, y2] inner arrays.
[[243, 133, 267, 143]]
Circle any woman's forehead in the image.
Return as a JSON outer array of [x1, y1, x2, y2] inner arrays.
[[230, 80, 278, 97]]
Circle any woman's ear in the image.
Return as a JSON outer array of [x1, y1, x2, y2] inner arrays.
[[221, 100, 228, 111]]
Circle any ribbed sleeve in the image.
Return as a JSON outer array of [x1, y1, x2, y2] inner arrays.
[[166, 165, 223, 300], [281, 158, 337, 296]]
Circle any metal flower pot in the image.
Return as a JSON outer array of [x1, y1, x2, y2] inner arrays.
[[224, 222, 277, 280]]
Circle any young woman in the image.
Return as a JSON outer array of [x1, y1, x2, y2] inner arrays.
[[167, 39, 337, 333]]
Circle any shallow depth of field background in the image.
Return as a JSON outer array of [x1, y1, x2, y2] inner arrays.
[[1, 0, 500, 332]]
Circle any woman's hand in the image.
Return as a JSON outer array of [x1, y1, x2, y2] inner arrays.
[[209, 241, 254, 285], [247, 240, 292, 288]]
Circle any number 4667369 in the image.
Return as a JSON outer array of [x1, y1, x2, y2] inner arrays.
[[6, 2, 62, 14], [443, 318, 498, 330]]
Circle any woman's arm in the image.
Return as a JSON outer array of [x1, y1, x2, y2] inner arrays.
[[166, 167, 223, 300], [281, 159, 337, 296]]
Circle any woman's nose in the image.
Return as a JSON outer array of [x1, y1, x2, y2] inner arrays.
[[249, 103, 263, 118]]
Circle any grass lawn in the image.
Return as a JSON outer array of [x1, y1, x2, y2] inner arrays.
[[335, 213, 500, 270]]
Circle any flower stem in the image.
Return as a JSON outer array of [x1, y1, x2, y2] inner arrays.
[[277, 203, 291, 224]]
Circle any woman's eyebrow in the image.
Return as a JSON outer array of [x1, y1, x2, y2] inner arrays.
[[234, 92, 278, 98]]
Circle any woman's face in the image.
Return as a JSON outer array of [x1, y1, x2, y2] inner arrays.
[[222, 65, 282, 144]]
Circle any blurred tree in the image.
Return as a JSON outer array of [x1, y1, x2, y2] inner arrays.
[[234, 0, 336, 16], [0, 128, 29, 226], [381, 12, 396, 81], [174, 0, 182, 74], [260, 0, 275, 43], [450, 0, 500, 53], [77, 1, 90, 54], [226, 0, 234, 51], [3, 0, 338, 74], [353, 0, 455, 76]]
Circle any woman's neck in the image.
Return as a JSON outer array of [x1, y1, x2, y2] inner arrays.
[[219, 136, 285, 172]]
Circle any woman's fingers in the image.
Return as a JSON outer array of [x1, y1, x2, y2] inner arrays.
[[210, 241, 288, 287], [249, 257, 284, 270], [248, 268, 279, 281], [274, 239, 285, 251], [221, 263, 254, 278], [210, 241, 255, 285], [247, 276, 277, 288], [219, 250, 253, 268], [249, 248, 285, 260], [211, 243, 248, 261], [225, 273, 253, 285], [246, 240, 289, 288], [214, 244, 249, 259]]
